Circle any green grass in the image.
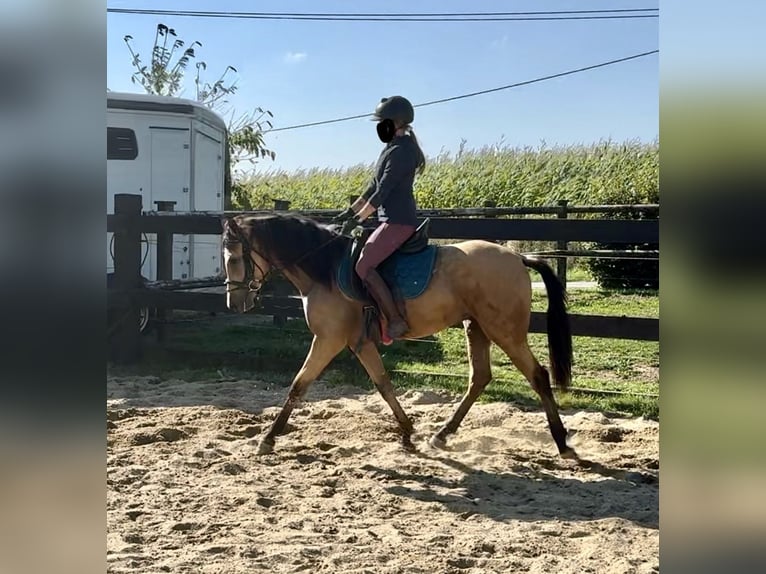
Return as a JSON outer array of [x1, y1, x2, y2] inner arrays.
[[530, 284, 659, 317], [566, 265, 594, 282], [234, 139, 658, 210], [110, 289, 659, 420]]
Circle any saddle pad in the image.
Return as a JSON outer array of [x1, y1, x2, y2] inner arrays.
[[337, 245, 438, 301]]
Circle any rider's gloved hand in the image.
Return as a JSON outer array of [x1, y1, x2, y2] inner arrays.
[[340, 217, 359, 236]]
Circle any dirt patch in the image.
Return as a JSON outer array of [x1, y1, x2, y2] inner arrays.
[[107, 375, 658, 573]]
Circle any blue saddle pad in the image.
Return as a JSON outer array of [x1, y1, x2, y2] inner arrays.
[[337, 245, 438, 301]]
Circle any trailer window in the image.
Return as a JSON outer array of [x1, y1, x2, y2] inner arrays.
[[107, 127, 138, 160]]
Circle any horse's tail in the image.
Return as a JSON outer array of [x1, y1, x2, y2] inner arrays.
[[521, 256, 572, 390]]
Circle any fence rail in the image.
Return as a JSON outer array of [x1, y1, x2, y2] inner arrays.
[[107, 194, 659, 364], [111, 289, 659, 343], [123, 202, 659, 219], [109, 214, 658, 243]]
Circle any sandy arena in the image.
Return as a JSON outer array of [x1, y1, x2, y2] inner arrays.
[[107, 374, 659, 573]]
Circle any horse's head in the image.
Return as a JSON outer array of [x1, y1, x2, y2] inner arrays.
[[221, 216, 272, 313]]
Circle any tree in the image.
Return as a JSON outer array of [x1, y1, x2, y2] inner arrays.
[[124, 23, 275, 208]]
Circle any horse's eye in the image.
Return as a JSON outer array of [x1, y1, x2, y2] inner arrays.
[[228, 257, 240, 264]]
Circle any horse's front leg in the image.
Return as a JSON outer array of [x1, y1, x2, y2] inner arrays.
[[257, 335, 344, 454], [353, 341, 415, 450]]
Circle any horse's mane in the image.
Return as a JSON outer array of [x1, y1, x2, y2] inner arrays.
[[233, 213, 350, 288]]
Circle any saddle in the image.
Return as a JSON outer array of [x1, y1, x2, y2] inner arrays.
[[347, 218, 431, 298], [337, 218, 438, 348]]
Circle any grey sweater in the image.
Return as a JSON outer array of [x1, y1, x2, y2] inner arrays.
[[362, 134, 420, 226]]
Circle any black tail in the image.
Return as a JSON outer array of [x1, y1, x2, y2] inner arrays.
[[522, 256, 572, 390]]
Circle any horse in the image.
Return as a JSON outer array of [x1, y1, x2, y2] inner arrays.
[[221, 212, 577, 459]]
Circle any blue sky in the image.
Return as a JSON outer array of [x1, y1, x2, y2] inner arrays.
[[107, 0, 659, 173]]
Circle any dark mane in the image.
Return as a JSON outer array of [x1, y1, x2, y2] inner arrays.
[[236, 213, 350, 288]]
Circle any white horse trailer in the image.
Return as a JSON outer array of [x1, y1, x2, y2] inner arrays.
[[107, 91, 228, 284]]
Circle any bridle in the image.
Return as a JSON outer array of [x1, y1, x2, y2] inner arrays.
[[223, 219, 351, 301], [223, 226, 274, 297]]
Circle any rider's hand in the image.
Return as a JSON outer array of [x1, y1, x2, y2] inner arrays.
[[340, 217, 358, 236]]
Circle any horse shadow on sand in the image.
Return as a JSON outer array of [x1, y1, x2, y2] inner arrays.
[[352, 448, 658, 529]]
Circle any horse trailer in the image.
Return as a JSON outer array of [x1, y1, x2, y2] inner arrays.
[[107, 91, 228, 283]]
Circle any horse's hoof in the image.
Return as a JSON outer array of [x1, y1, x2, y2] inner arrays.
[[560, 446, 579, 461], [429, 435, 448, 450], [400, 436, 416, 452], [257, 439, 274, 455]]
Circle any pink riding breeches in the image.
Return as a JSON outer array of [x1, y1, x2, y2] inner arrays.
[[354, 222, 416, 280]]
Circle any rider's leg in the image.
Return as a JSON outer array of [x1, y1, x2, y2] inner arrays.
[[355, 222, 415, 340], [363, 267, 409, 339]]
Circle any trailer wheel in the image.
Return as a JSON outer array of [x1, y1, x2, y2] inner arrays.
[[138, 305, 153, 333], [108, 273, 156, 335]]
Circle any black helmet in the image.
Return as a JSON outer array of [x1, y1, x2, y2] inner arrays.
[[372, 95, 414, 125]]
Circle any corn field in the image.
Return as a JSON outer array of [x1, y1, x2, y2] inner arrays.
[[233, 138, 659, 210]]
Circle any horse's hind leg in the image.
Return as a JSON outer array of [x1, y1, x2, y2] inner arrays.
[[430, 319, 492, 449], [257, 335, 345, 455], [493, 335, 576, 458], [354, 341, 415, 450]]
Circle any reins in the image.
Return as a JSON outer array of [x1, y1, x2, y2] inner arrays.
[[224, 223, 350, 296]]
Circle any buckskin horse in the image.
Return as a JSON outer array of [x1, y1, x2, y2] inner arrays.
[[221, 213, 577, 459]]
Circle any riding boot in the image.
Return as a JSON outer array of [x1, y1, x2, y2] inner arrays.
[[363, 268, 409, 339]]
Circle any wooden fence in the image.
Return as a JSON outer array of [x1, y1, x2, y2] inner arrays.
[[107, 193, 659, 364]]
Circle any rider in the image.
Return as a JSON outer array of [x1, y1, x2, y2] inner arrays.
[[334, 95, 426, 340]]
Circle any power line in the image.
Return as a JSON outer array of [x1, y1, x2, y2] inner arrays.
[[107, 7, 659, 22], [266, 50, 659, 133], [109, 8, 660, 18]]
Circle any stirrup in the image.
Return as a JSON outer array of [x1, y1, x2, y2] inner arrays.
[[386, 319, 409, 340]]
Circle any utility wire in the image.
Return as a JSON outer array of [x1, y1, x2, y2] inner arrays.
[[266, 50, 659, 133], [109, 8, 659, 17], [107, 7, 658, 22]]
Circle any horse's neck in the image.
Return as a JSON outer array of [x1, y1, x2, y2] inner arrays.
[[279, 267, 314, 297]]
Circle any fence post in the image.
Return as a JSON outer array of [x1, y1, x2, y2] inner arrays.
[[483, 200, 499, 244], [154, 200, 176, 342], [110, 193, 143, 364], [273, 199, 291, 211], [272, 199, 291, 326], [556, 199, 569, 290]]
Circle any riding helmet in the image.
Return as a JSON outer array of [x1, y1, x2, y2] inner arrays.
[[372, 95, 415, 125]]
